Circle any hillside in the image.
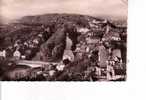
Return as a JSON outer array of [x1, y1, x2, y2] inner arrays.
[[0, 13, 127, 59]]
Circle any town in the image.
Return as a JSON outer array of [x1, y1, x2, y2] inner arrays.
[[0, 14, 127, 81]]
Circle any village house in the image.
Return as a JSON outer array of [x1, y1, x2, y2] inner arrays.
[[13, 49, 21, 60], [106, 60, 115, 80], [77, 27, 90, 34], [0, 50, 3, 60]]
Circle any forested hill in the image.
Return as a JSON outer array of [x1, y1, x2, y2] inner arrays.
[[18, 13, 104, 26]]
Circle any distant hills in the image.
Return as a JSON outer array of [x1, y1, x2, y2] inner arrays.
[[19, 13, 126, 24], [0, 13, 127, 26], [0, 13, 127, 36]]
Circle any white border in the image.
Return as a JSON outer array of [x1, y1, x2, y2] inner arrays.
[[1, 0, 146, 100]]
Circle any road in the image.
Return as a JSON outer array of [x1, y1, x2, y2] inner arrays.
[[16, 60, 58, 68]]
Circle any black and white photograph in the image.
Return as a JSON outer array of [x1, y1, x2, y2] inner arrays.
[[0, 0, 127, 81]]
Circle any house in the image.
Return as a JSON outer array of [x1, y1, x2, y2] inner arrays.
[[0, 50, 3, 60], [77, 27, 90, 34], [102, 32, 121, 42], [0, 49, 6, 59], [86, 37, 99, 44], [13, 50, 21, 60]]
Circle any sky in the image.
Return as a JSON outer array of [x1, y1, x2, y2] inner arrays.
[[0, 0, 128, 22]]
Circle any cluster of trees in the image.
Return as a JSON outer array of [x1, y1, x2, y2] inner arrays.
[[19, 13, 90, 28]]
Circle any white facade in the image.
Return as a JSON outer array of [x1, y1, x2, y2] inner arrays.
[[13, 50, 21, 60]]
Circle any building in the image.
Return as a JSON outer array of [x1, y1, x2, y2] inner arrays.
[[13, 50, 21, 60]]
